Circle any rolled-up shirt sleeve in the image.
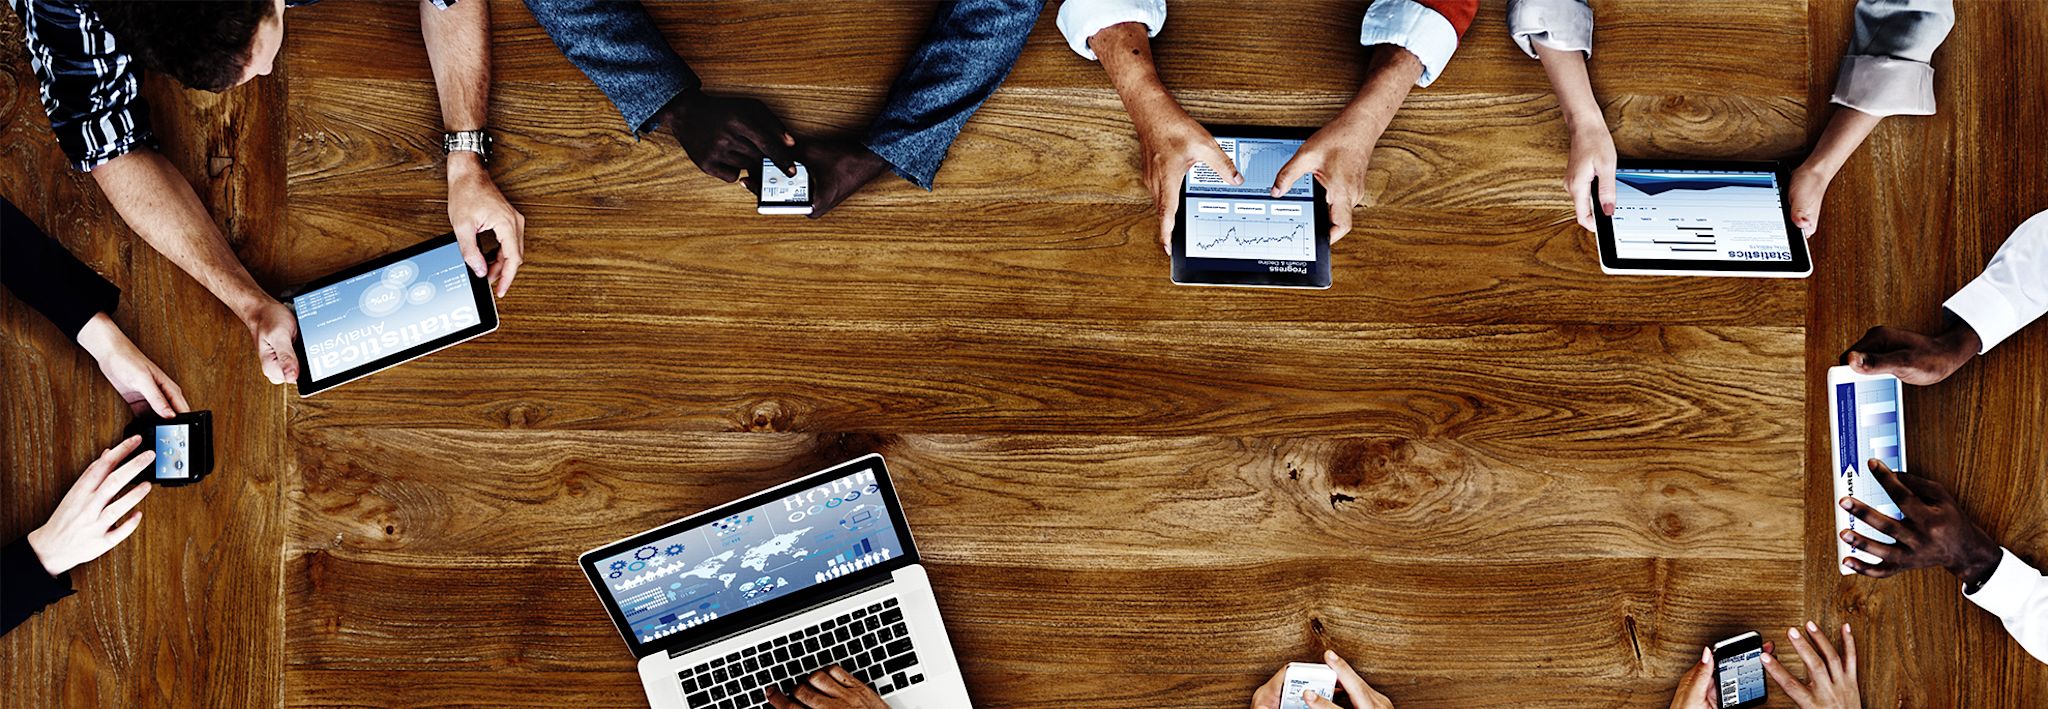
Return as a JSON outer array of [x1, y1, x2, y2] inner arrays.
[[1831, 0, 1955, 116], [1359, 0, 1479, 88], [11, 0, 157, 171], [1943, 210, 2048, 353], [1056, 0, 1166, 60], [1506, 0, 1592, 59], [1964, 548, 2048, 665]]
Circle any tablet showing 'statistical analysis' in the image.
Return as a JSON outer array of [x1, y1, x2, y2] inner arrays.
[[1827, 366, 1908, 573], [288, 234, 497, 397], [584, 466, 909, 652], [1596, 159, 1811, 278], [1171, 126, 1332, 289]]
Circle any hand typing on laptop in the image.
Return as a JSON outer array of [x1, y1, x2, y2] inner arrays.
[[762, 666, 886, 709]]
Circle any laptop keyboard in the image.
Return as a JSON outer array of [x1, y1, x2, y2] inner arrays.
[[678, 597, 927, 709]]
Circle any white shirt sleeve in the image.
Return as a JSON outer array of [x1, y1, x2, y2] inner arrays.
[[1964, 548, 2048, 665], [1943, 210, 2048, 353], [1506, 0, 1592, 59], [1056, 0, 1168, 61], [1831, 0, 1955, 116], [1358, 0, 1464, 87]]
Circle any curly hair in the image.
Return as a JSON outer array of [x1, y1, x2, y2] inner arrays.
[[95, 0, 276, 93]]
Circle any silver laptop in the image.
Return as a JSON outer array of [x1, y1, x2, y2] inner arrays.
[[580, 455, 973, 709]]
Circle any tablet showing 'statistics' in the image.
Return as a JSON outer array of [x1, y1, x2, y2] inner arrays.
[[289, 234, 498, 396], [1172, 128, 1332, 289], [1596, 160, 1811, 278]]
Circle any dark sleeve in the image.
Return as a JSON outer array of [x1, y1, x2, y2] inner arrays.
[[1, 197, 121, 340], [2, 536, 76, 637]]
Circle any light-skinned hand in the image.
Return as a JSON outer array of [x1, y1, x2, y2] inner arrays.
[[1565, 123, 1616, 233], [243, 300, 301, 385], [1765, 622, 1861, 709], [1843, 319, 1982, 386], [1131, 107, 1242, 252], [1787, 163, 1834, 237], [1274, 118, 1374, 244], [1250, 650, 1394, 709], [1840, 459, 2003, 585], [447, 154, 526, 297], [25, 435, 154, 577], [1668, 646, 1716, 709], [762, 665, 887, 709], [75, 312, 189, 417]]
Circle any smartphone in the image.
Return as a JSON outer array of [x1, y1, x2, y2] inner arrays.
[[122, 411, 213, 486], [1712, 632, 1768, 709], [1826, 366, 1908, 573], [757, 158, 812, 215], [1277, 662, 1337, 709]]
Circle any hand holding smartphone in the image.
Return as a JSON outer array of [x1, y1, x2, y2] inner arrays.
[[122, 411, 213, 486], [1277, 662, 1337, 709], [1712, 632, 1768, 709]]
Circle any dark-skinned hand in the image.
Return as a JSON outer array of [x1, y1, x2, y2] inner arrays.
[[762, 666, 887, 709], [663, 88, 799, 184], [1842, 317, 1981, 386], [1839, 458, 2003, 585], [777, 139, 891, 219]]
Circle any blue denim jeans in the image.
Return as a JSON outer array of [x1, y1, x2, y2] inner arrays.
[[524, 0, 1044, 190]]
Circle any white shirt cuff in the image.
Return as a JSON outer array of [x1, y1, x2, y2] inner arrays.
[[1507, 0, 1592, 59], [1831, 55, 1938, 117], [1057, 0, 1167, 61], [1965, 549, 2044, 620], [1359, 0, 1463, 87], [1947, 277, 2025, 353]]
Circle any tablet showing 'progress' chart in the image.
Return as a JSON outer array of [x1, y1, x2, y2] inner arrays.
[[1171, 128, 1332, 289], [1596, 160, 1810, 278], [290, 234, 497, 395]]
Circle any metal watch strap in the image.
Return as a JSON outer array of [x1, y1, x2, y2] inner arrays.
[[443, 130, 491, 164]]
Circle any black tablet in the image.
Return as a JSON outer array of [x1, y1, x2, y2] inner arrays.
[[287, 233, 498, 397], [1170, 126, 1332, 289], [1594, 159, 1811, 278]]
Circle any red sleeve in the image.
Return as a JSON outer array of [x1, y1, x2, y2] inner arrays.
[[1412, 0, 1479, 37]]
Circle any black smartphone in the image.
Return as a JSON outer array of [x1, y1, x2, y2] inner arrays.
[[1712, 631, 1768, 709], [122, 411, 213, 486], [756, 158, 812, 215]]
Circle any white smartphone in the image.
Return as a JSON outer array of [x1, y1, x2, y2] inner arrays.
[[1277, 662, 1337, 709], [1826, 365, 1908, 574], [757, 158, 812, 215]]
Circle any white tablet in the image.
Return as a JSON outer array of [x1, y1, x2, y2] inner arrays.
[[1826, 366, 1907, 573], [1596, 159, 1811, 278]]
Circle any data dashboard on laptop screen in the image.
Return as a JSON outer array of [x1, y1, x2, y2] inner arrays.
[[1610, 168, 1795, 262], [594, 469, 906, 646], [292, 240, 480, 382], [1184, 137, 1316, 262]]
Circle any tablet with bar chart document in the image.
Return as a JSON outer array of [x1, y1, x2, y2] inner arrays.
[[1827, 366, 1908, 574], [1172, 126, 1332, 289], [1596, 159, 1810, 277]]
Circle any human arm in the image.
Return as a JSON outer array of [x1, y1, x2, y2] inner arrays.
[[1508, 0, 1610, 232], [5, 436, 155, 637], [1792, 0, 1954, 236], [1844, 210, 2048, 383], [1839, 459, 2048, 663], [87, 150, 299, 385], [1082, 19, 1243, 251], [421, 0, 526, 297], [1249, 650, 1394, 709]]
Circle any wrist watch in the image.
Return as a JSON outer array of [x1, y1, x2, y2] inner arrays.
[[443, 129, 492, 164]]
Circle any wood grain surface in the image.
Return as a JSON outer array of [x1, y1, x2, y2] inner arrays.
[[3, 0, 2043, 706], [0, 7, 289, 708]]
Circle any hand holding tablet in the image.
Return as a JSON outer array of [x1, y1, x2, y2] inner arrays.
[[1595, 159, 1811, 278], [1171, 127, 1333, 289], [285, 234, 500, 396]]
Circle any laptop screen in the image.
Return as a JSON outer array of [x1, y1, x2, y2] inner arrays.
[[585, 458, 913, 655]]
